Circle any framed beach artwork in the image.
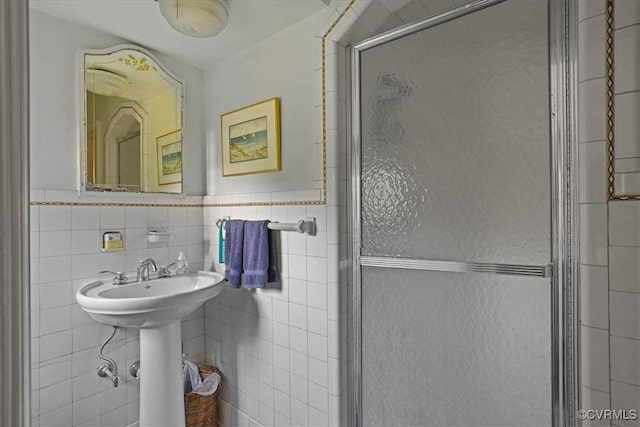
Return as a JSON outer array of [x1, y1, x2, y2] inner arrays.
[[220, 97, 281, 176], [156, 130, 182, 185]]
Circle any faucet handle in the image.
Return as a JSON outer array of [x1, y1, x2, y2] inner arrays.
[[158, 262, 176, 278], [100, 270, 127, 285]]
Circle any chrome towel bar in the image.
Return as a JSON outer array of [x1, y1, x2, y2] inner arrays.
[[215, 216, 316, 236]]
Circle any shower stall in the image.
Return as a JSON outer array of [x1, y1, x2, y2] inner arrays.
[[350, 0, 578, 425]]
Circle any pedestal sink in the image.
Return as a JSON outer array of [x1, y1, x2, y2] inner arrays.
[[76, 271, 225, 427]]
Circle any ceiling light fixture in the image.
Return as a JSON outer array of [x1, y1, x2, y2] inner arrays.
[[85, 69, 129, 97], [158, 0, 229, 38]]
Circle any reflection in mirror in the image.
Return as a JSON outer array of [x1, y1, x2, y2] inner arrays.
[[83, 45, 183, 193]]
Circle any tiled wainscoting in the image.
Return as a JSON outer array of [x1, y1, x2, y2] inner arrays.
[[202, 198, 347, 427], [578, 1, 640, 424], [29, 191, 206, 427]]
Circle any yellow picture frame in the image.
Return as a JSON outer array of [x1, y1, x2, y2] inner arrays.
[[220, 97, 281, 176], [156, 129, 182, 185]]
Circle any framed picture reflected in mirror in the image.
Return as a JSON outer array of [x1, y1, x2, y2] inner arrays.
[[157, 129, 182, 185]]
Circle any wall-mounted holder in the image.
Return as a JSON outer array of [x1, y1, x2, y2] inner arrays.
[[147, 228, 173, 243], [268, 217, 316, 235], [101, 230, 124, 252], [215, 216, 316, 236]]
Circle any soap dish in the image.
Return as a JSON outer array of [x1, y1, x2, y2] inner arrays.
[[147, 230, 173, 243]]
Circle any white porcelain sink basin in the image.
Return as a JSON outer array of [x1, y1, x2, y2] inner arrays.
[[76, 271, 225, 328], [76, 270, 225, 426]]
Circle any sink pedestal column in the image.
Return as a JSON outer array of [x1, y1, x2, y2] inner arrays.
[[139, 321, 185, 427]]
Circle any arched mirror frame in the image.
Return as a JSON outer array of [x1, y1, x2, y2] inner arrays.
[[78, 44, 185, 194]]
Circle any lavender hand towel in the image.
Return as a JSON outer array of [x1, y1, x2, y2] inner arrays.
[[243, 220, 279, 288], [267, 228, 280, 283], [224, 220, 245, 288]]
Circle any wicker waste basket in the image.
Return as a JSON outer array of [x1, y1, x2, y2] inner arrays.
[[185, 364, 221, 427]]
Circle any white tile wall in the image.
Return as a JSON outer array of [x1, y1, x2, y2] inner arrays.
[[614, 25, 640, 94], [582, 386, 611, 427], [610, 201, 640, 246], [579, 0, 605, 23], [578, 14, 606, 82], [610, 335, 640, 385], [609, 246, 640, 293], [202, 2, 363, 424], [610, 381, 640, 427], [582, 325, 610, 392], [30, 191, 206, 427], [204, 195, 340, 427], [579, 141, 608, 204], [581, 265, 609, 329], [580, 204, 609, 266], [579, 78, 607, 143], [610, 291, 640, 340], [394, 1, 429, 24], [578, 0, 640, 420], [615, 0, 640, 30], [613, 92, 640, 159]]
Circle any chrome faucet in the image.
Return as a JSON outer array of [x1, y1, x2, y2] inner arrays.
[[136, 258, 158, 282]]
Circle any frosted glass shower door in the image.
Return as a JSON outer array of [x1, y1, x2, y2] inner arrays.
[[355, 0, 552, 425]]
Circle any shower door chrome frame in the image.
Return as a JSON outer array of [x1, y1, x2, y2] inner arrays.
[[349, 0, 579, 425]]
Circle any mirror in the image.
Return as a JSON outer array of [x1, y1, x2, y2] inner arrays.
[[82, 45, 183, 193]]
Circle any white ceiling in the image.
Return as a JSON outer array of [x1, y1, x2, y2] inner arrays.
[[29, 0, 329, 70]]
